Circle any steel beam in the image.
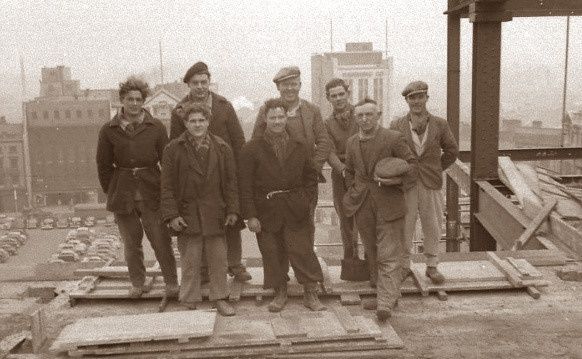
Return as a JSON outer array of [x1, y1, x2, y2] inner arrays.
[[469, 16, 502, 251], [447, 0, 582, 17], [446, 1, 462, 252], [458, 147, 582, 162]]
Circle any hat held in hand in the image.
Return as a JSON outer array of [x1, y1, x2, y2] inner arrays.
[[374, 157, 411, 179]]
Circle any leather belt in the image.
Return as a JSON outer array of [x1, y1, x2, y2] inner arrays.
[[118, 166, 152, 176]]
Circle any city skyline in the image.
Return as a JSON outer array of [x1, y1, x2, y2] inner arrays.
[[1, 0, 581, 127]]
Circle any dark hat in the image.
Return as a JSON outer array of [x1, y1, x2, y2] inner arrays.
[[402, 81, 428, 97], [273, 66, 301, 84], [183, 62, 210, 83], [374, 157, 411, 179]]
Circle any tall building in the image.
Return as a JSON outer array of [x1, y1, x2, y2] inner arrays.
[[0, 117, 26, 212], [311, 42, 393, 124], [23, 66, 110, 206]]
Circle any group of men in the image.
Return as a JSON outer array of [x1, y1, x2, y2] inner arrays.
[[96, 61, 458, 320]]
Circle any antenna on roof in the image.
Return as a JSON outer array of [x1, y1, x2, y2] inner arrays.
[[19, 54, 27, 101], [159, 39, 165, 86], [330, 19, 333, 52], [385, 18, 388, 58]]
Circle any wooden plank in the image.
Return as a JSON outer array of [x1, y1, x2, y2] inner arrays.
[[29, 309, 46, 353], [0, 331, 29, 358], [486, 252, 523, 287], [436, 290, 448, 301], [548, 213, 582, 259], [512, 199, 557, 250], [339, 293, 361, 306], [270, 317, 307, 339], [506, 257, 536, 277], [427, 261, 505, 283], [410, 266, 430, 296], [74, 266, 162, 278], [526, 286, 541, 299], [50, 311, 217, 352], [332, 306, 360, 334], [498, 156, 544, 220], [411, 249, 567, 266]]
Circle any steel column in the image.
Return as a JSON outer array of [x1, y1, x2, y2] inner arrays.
[[469, 19, 502, 251], [446, 1, 462, 252]]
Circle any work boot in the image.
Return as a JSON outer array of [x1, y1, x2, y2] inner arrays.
[[376, 308, 392, 322], [268, 285, 288, 313], [128, 286, 143, 299], [303, 284, 326, 311], [215, 299, 235, 316], [181, 302, 197, 310], [165, 284, 180, 298], [425, 266, 445, 285], [234, 269, 252, 282], [363, 298, 398, 311]]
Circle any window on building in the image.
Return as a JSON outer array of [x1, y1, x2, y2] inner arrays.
[[373, 78, 384, 109], [87, 109, 93, 118], [9, 146, 16, 154], [65, 110, 71, 119], [76, 109, 83, 118], [43, 111, 49, 119], [358, 79, 369, 101]]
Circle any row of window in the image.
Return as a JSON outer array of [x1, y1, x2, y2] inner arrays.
[[0, 158, 20, 169], [29, 108, 108, 121], [0, 173, 20, 186], [0, 146, 18, 155], [346, 78, 385, 108]]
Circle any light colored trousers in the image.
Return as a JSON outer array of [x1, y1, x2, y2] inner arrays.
[[403, 183, 443, 268], [177, 234, 228, 304]]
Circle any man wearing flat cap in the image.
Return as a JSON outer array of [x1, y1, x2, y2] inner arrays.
[[170, 61, 251, 282], [343, 98, 417, 321], [252, 66, 331, 247], [390, 81, 459, 285]]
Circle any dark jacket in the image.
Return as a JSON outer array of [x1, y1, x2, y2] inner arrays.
[[390, 114, 459, 190], [343, 127, 417, 220], [96, 110, 168, 214], [251, 99, 331, 173], [239, 136, 318, 232], [169, 92, 246, 162], [160, 133, 239, 236], [325, 108, 358, 176]]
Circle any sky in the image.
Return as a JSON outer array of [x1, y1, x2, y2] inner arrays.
[[1, 0, 581, 126]]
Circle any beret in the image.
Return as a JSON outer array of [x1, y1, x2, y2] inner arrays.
[[183, 62, 210, 83], [374, 157, 411, 179], [402, 81, 428, 97], [273, 66, 301, 84]]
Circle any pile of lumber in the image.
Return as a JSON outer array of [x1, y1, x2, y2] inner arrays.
[[498, 157, 582, 222]]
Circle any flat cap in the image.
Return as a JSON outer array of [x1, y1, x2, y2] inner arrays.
[[374, 157, 411, 179], [273, 66, 301, 84], [183, 62, 210, 83], [402, 81, 428, 97]]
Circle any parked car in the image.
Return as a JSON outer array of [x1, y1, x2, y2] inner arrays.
[[57, 249, 79, 262], [70, 217, 82, 228], [41, 218, 54, 230], [0, 244, 17, 255], [56, 218, 69, 229], [26, 218, 38, 229], [84, 216, 96, 227]]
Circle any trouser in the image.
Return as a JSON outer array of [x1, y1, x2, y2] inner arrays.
[[225, 225, 244, 274], [403, 183, 443, 269], [115, 201, 178, 288], [257, 223, 323, 289], [331, 171, 358, 259], [176, 234, 228, 303], [354, 197, 403, 311]]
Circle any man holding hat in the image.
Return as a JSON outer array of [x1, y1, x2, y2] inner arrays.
[[170, 62, 251, 282], [390, 81, 459, 284], [343, 98, 417, 321], [252, 66, 330, 246]]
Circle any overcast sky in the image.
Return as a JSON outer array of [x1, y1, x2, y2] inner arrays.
[[1, 0, 580, 124]]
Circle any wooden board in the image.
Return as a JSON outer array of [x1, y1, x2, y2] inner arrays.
[[50, 310, 217, 352], [64, 306, 403, 358], [271, 317, 308, 339]]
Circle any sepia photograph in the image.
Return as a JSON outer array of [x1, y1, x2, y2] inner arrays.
[[0, 0, 581, 357]]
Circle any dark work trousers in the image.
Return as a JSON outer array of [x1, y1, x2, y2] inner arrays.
[[354, 197, 404, 311], [257, 223, 324, 289], [177, 234, 228, 303], [200, 226, 244, 276], [115, 201, 178, 288], [331, 170, 357, 259]]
